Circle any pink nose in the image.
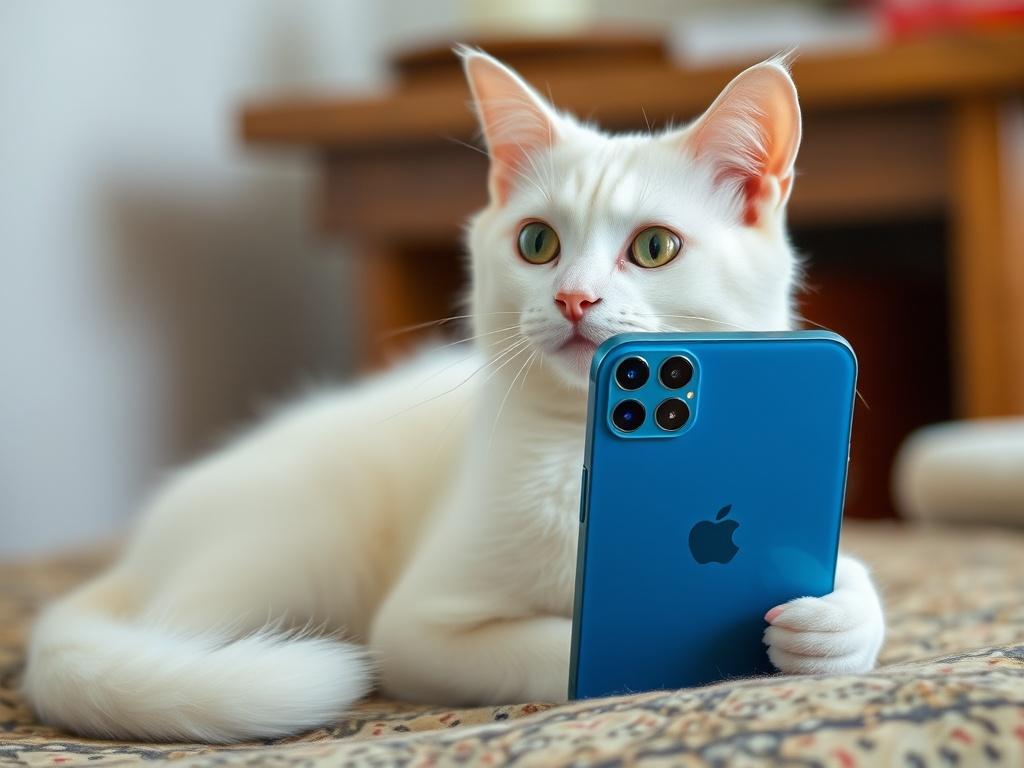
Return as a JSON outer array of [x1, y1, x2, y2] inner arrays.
[[554, 291, 601, 323]]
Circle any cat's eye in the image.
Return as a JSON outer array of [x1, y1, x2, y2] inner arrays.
[[517, 222, 560, 265], [630, 226, 681, 269]]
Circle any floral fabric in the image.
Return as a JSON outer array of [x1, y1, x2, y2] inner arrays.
[[2, 522, 1023, 767]]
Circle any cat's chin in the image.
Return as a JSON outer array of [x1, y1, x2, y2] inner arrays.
[[547, 336, 599, 390]]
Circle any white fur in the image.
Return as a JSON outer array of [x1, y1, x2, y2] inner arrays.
[[28, 585, 371, 742], [763, 556, 884, 674], [25, 51, 884, 742]]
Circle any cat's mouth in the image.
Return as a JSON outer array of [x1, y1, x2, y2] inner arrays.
[[559, 331, 598, 353], [551, 329, 602, 382]]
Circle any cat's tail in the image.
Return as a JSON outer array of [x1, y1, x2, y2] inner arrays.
[[22, 571, 373, 743]]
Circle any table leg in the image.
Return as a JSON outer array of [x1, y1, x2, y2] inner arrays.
[[949, 95, 1024, 418], [350, 244, 466, 370]]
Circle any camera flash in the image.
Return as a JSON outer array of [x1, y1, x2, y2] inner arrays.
[[686, 390, 695, 400]]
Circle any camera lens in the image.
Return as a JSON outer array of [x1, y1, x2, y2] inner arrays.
[[659, 356, 693, 389], [612, 399, 645, 432], [615, 357, 649, 390], [655, 398, 690, 431]]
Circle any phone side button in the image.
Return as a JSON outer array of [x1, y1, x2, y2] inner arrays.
[[579, 467, 589, 524]]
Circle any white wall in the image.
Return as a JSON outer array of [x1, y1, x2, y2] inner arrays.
[[0, 1, 460, 558], [2, 0, 787, 558]]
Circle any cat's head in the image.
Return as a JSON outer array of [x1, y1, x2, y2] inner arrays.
[[462, 49, 802, 391]]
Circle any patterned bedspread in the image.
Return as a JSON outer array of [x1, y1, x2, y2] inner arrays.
[[2, 522, 1023, 767]]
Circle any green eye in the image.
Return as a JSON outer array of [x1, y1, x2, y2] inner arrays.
[[630, 226, 681, 269], [517, 222, 560, 265]]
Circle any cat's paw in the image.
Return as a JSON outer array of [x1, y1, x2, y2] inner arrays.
[[762, 555, 884, 675]]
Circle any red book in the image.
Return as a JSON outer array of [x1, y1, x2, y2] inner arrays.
[[878, 0, 1024, 37]]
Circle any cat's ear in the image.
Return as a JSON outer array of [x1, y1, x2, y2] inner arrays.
[[683, 56, 801, 226], [458, 47, 560, 204]]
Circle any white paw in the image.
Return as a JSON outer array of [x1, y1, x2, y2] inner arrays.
[[763, 555, 884, 675]]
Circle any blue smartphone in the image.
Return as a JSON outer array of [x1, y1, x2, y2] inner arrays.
[[569, 331, 856, 699]]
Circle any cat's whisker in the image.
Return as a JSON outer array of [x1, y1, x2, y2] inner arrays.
[[647, 310, 847, 343], [639, 313, 748, 331], [429, 339, 533, 461], [436, 338, 535, 453], [795, 317, 870, 408], [412, 328, 524, 391], [445, 135, 489, 159], [519, 348, 539, 391], [796, 316, 835, 333], [651, 314, 872, 410], [380, 336, 530, 422], [432, 324, 523, 352], [478, 338, 533, 387], [489, 348, 537, 448], [378, 312, 520, 342]]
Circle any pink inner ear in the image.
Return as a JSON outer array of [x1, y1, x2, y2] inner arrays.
[[687, 63, 800, 226], [491, 147, 521, 205], [698, 113, 778, 225], [480, 108, 555, 204], [741, 178, 763, 226], [463, 53, 557, 204], [693, 116, 773, 225]]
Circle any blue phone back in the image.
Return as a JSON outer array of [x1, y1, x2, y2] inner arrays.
[[570, 332, 856, 699]]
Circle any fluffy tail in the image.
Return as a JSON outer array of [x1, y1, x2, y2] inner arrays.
[[23, 574, 373, 743]]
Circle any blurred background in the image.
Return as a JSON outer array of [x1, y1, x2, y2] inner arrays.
[[2, 0, 1023, 558]]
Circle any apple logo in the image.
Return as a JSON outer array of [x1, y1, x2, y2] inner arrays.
[[688, 504, 740, 565]]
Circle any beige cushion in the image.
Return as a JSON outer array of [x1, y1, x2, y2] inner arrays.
[[895, 418, 1024, 526]]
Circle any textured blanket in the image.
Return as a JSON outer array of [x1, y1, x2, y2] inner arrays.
[[2, 522, 1023, 767]]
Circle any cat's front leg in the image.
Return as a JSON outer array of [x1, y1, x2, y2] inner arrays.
[[371, 581, 571, 705], [762, 553, 884, 675]]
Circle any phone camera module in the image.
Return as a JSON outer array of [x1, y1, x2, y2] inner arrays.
[[659, 356, 693, 389], [612, 399, 646, 432], [655, 398, 690, 431], [615, 357, 649, 390]]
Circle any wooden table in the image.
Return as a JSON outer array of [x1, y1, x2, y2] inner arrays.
[[240, 29, 1024, 420]]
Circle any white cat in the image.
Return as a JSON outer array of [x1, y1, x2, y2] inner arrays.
[[24, 50, 885, 743]]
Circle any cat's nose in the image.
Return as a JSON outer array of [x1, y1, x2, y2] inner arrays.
[[554, 291, 601, 323]]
